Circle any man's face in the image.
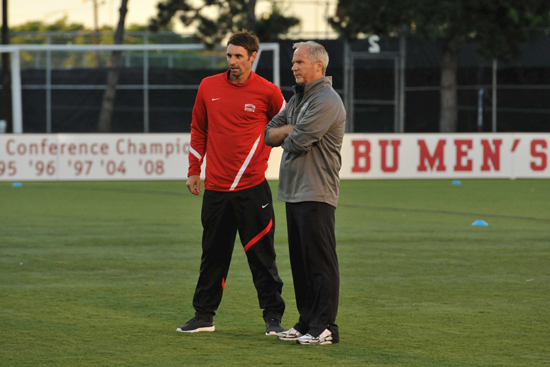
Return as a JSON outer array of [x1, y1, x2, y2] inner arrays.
[[291, 46, 322, 85], [226, 44, 256, 81]]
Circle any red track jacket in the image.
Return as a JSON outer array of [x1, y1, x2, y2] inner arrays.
[[188, 70, 285, 191]]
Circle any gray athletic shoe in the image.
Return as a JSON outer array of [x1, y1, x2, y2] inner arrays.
[[277, 327, 303, 341], [297, 329, 333, 345], [265, 318, 284, 335], [176, 317, 215, 333]]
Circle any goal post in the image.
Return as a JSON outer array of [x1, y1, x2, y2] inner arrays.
[[10, 49, 22, 134], [252, 43, 280, 86], [0, 42, 280, 133]]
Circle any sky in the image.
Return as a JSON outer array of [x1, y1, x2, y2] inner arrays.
[[8, 0, 338, 38]]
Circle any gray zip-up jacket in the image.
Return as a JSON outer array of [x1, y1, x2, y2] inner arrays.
[[264, 76, 346, 208]]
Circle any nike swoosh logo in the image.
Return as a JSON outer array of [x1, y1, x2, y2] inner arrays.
[[212, 98, 220, 101], [262, 203, 269, 208]]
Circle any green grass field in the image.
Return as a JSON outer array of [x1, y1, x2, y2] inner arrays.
[[1, 179, 549, 366]]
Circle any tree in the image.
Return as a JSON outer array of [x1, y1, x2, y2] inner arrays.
[[11, 17, 100, 68], [11, 18, 191, 68], [149, 0, 300, 46], [254, 2, 301, 42], [11, 16, 87, 41], [126, 23, 196, 44], [98, 0, 129, 133], [330, 0, 550, 132]]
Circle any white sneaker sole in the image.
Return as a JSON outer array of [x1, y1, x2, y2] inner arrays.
[[176, 326, 215, 333], [278, 336, 299, 341], [297, 339, 333, 345], [278, 334, 301, 340]]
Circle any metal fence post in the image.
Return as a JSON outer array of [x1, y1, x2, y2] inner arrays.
[[46, 35, 52, 133], [143, 34, 149, 133], [343, 42, 353, 133], [492, 59, 497, 132], [477, 89, 484, 132], [398, 36, 406, 133], [393, 56, 399, 132]]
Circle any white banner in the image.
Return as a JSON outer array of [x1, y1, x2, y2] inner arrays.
[[341, 133, 549, 179], [0, 133, 282, 181], [0, 133, 548, 181], [0, 134, 192, 181]]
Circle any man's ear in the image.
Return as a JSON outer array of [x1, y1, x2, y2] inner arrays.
[[249, 51, 257, 62]]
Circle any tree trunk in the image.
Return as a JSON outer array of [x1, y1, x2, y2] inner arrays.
[[1, 0, 12, 133], [98, 0, 128, 133], [247, 0, 257, 30], [439, 42, 458, 132]]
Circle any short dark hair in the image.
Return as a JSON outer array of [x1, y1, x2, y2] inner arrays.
[[227, 30, 260, 57]]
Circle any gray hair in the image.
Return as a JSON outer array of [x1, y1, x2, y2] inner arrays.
[[293, 41, 329, 75]]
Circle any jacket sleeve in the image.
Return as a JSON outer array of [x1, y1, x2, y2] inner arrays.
[[188, 82, 207, 177], [264, 97, 292, 147], [281, 94, 342, 154]]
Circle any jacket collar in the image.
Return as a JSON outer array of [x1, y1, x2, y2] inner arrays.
[[292, 76, 332, 96]]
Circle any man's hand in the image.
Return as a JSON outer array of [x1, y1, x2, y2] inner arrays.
[[186, 175, 202, 195], [268, 125, 294, 147]]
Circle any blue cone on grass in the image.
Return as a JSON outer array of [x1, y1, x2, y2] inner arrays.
[[472, 220, 488, 226], [13, 182, 23, 187]]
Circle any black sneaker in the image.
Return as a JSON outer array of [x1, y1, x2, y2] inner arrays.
[[176, 317, 215, 333], [265, 318, 284, 336]]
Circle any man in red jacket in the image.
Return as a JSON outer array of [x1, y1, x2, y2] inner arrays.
[[177, 30, 286, 336]]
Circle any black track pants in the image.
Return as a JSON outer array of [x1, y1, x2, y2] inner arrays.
[[286, 201, 339, 342], [192, 180, 285, 322]]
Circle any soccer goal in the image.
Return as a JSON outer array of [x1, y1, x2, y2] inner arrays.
[[0, 42, 280, 133]]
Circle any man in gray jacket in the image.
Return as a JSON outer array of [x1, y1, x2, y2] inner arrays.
[[264, 41, 345, 345]]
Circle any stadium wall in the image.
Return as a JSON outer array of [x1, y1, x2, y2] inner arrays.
[[1, 133, 548, 181]]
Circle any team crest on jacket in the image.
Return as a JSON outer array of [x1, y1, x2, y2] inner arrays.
[[245, 104, 256, 112]]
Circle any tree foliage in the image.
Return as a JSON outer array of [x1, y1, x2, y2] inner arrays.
[[10, 17, 190, 68], [149, 0, 300, 46], [330, 0, 550, 131], [12, 16, 187, 45], [126, 23, 197, 44], [331, 0, 550, 59], [11, 16, 87, 35]]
